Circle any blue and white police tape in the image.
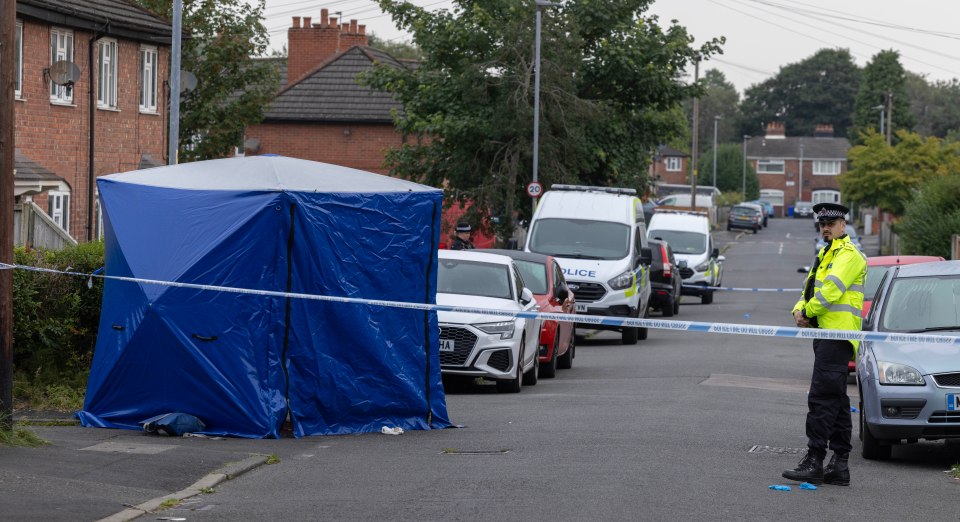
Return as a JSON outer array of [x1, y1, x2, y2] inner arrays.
[[4, 262, 958, 346], [682, 284, 802, 292]]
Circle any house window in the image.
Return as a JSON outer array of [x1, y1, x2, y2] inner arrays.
[[759, 189, 784, 208], [49, 28, 74, 103], [665, 157, 682, 172], [98, 38, 118, 109], [14, 21, 22, 98], [756, 159, 785, 174], [139, 46, 158, 112], [812, 190, 841, 205], [812, 160, 841, 175], [48, 190, 71, 233]]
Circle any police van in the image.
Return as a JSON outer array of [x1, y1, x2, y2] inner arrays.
[[646, 209, 724, 304], [525, 185, 652, 344]]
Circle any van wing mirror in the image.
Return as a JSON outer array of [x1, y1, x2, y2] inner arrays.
[[639, 247, 652, 266], [711, 247, 720, 258], [555, 285, 569, 303], [520, 287, 535, 306]]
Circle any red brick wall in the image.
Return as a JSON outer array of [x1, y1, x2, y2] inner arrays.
[[754, 158, 844, 216], [15, 18, 169, 240], [287, 11, 367, 86], [651, 157, 688, 185], [246, 121, 403, 174]]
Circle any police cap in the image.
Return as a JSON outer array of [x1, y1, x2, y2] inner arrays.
[[455, 222, 472, 233], [812, 202, 849, 223]]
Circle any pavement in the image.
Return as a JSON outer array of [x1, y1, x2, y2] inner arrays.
[[2, 409, 279, 521]]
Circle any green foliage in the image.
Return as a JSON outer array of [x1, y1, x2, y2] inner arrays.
[[840, 131, 960, 215], [365, 0, 722, 238], [0, 419, 46, 447], [850, 50, 914, 142], [697, 143, 758, 198], [12, 243, 104, 390], [134, 0, 280, 161], [738, 49, 860, 137], [685, 68, 741, 155], [897, 174, 960, 258], [906, 73, 960, 139], [367, 33, 422, 60]]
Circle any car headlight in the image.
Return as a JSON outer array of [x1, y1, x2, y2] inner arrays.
[[877, 361, 925, 385], [607, 271, 634, 290], [476, 321, 516, 339], [694, 261, 711, 272]]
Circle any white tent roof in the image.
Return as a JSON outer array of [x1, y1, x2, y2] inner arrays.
[[100, 155, 439, 193]]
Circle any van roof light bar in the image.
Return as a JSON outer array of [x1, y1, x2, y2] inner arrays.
[[652, 208, 708, 217], [551, 184, 637, 196]]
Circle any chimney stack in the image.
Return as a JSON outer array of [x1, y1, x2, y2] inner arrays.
[[286, 8, 368, 85], [765, 121, 786, 139], [813, 124, 834, 138]]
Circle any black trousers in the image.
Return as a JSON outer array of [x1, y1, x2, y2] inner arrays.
[[805, 338, 854, 456]]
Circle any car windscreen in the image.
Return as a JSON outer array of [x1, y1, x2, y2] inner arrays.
[[512, 260, 548, 294], [863, 265, 889, 299], [646, 229, 706, 255], [438, 260, 513, 300], [731, 207, 756, 216], [879, 275, 960, 332], [528, 218, 630, 260]]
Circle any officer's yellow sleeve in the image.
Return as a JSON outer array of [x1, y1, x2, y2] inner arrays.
[[792, 261, 817, 315], [805, 245, 865, 317]]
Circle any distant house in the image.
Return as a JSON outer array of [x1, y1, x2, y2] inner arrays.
[[745, 122, 850, 217], [12, 0, 172, 242], [243, 9, 409, 174], [649, 145, 690, 187]]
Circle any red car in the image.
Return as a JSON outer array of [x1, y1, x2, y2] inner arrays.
[[479, 249, 576, 378]]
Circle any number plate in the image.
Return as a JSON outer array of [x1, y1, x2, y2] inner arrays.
[[575, 303, 588, 313], [948, 393, 960, 411], [439, 339, 455, 352]]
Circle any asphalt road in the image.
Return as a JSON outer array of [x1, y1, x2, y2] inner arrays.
[[35, 218, 960, 521]]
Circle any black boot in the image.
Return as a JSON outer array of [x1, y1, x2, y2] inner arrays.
[[823, 452, 850, 486], [782, 450, 824, 484]]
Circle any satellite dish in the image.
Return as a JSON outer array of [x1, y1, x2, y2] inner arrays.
[[49, 60, 81, 86], [180, 71, 197, 93]]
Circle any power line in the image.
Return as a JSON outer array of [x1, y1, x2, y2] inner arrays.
[[752, 0, 960, 40]]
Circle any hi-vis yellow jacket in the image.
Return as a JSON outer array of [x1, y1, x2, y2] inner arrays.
[[792, 234, 868, 354]]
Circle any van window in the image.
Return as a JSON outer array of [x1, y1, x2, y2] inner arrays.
[[646, 229, 706, 255], [528, 218, 631, 260]]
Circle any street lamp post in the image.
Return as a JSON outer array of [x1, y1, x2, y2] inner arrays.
[[712, 115, 721, 190], [532, 0, 561, 216], [873, 104, 885, 139], [742, 135, 751, 199]]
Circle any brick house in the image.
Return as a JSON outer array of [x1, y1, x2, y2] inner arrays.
[[649, 144, 690, 187], [11, 0, 172, 242], [243, 9, 409, 174], [745, 122, 850, 217]]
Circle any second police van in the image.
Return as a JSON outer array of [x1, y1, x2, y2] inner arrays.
[[525, 185, 652, 344]]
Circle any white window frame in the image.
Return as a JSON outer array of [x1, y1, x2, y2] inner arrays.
[[812, 159, 841, 176], [759, 189, 784, 208], [14, 21, 23, 98], [97, 38, 118, 109], [139, 45, 158, 113], [665, 157, 682, 172], [756, 159, 785, 174], [48, 190, 71, 233], [49, 28, 74, 104], [812, 190, 841, 205]]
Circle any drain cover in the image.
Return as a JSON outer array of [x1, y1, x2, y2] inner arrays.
[[748, 445, 806, 455]]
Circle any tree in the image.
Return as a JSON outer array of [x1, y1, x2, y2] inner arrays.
[[364, 0, 722, 238], [697, 143, 758, 199], [850, 50, 914, 142], [897, 174, 960, 258], [685, 68, 740, 155], [906, 73, 960, 138], [839, 131, 960, 216], [135, 0, 279, 162], [367, 33, 422, 60], [737, 49, 860, 138]]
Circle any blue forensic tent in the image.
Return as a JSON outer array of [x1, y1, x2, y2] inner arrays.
[[77, 156, 451, 438]]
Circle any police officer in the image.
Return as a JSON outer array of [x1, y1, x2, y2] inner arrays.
[[450, 222, 476, 250], [783, 202, 866, 486]]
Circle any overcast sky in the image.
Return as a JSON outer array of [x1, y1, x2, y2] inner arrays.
[[258, 0, 960, 94]]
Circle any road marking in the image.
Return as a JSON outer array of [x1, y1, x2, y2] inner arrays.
[[785, 233, 791, 239], [778, 242, 783, 255]]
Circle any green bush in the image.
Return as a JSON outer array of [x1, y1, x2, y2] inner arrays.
[[12, 242, 104, 391], [897, 175, 960, 259]]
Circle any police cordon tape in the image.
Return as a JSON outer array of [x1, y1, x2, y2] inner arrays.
[[3, 262, 959, 346], [683, 284, 802, 292]]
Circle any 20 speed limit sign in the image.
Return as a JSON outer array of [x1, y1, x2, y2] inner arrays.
[[526, 181, 544, 198]]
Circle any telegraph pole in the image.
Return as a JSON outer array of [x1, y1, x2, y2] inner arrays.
[[690, 59, 699, 210], [1, 0, 16, 431], [886, 90, 893, 145]]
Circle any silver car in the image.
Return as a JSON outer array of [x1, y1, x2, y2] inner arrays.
[[857, 260, 960, 459]]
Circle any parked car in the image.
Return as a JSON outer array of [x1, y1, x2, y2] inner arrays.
[[863, 256, 946, 317], [647, 210, 723, 304], [740, 202, 766, 228], [815, 226, 862, 254], [647, 238, 681, 317], [728, 204, 762, 234], [857, 260, 960, 459], [479, 249, 576, 377], [437, 250, 542, 393], [794, 201, 813, 219], [642, 199, 659, 225], [750, 199, 775, 220]]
